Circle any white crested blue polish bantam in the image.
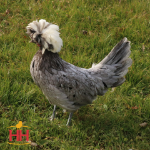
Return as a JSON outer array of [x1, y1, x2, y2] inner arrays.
[[26, 19, 132, 126]]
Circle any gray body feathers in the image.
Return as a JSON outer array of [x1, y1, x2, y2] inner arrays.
[[30, 37, 132, 112]]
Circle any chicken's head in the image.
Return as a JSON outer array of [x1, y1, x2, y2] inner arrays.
[[26, 19, 63, 54]]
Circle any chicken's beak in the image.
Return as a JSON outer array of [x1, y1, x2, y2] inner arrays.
[[34, 34, 42, 47]]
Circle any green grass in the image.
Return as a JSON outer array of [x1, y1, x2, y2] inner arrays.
[[0, 0, 150, 149]]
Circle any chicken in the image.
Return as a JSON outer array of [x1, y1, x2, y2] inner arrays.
[[26, 19, 132, 125], [16, 121, 23, 130], [8, 121, 23, 130], [8, 121, 30, 129]]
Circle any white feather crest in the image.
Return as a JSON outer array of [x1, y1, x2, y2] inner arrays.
[[26, 19, 63, 53]]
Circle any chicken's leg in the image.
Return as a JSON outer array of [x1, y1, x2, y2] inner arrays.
[[49, 105, 56, 121], [66, 112, 73, 126]]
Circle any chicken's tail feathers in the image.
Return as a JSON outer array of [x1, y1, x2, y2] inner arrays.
[[100, 37, 131, 66], [91, 37, 132, 90]]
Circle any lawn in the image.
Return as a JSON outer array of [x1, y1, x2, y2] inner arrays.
[[0, 0, 150, 149]]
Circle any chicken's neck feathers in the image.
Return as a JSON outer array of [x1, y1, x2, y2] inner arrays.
[[37, 49, 66, 73]]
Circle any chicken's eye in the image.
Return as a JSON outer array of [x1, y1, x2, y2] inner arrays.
[[30, 29, 35, 34]]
